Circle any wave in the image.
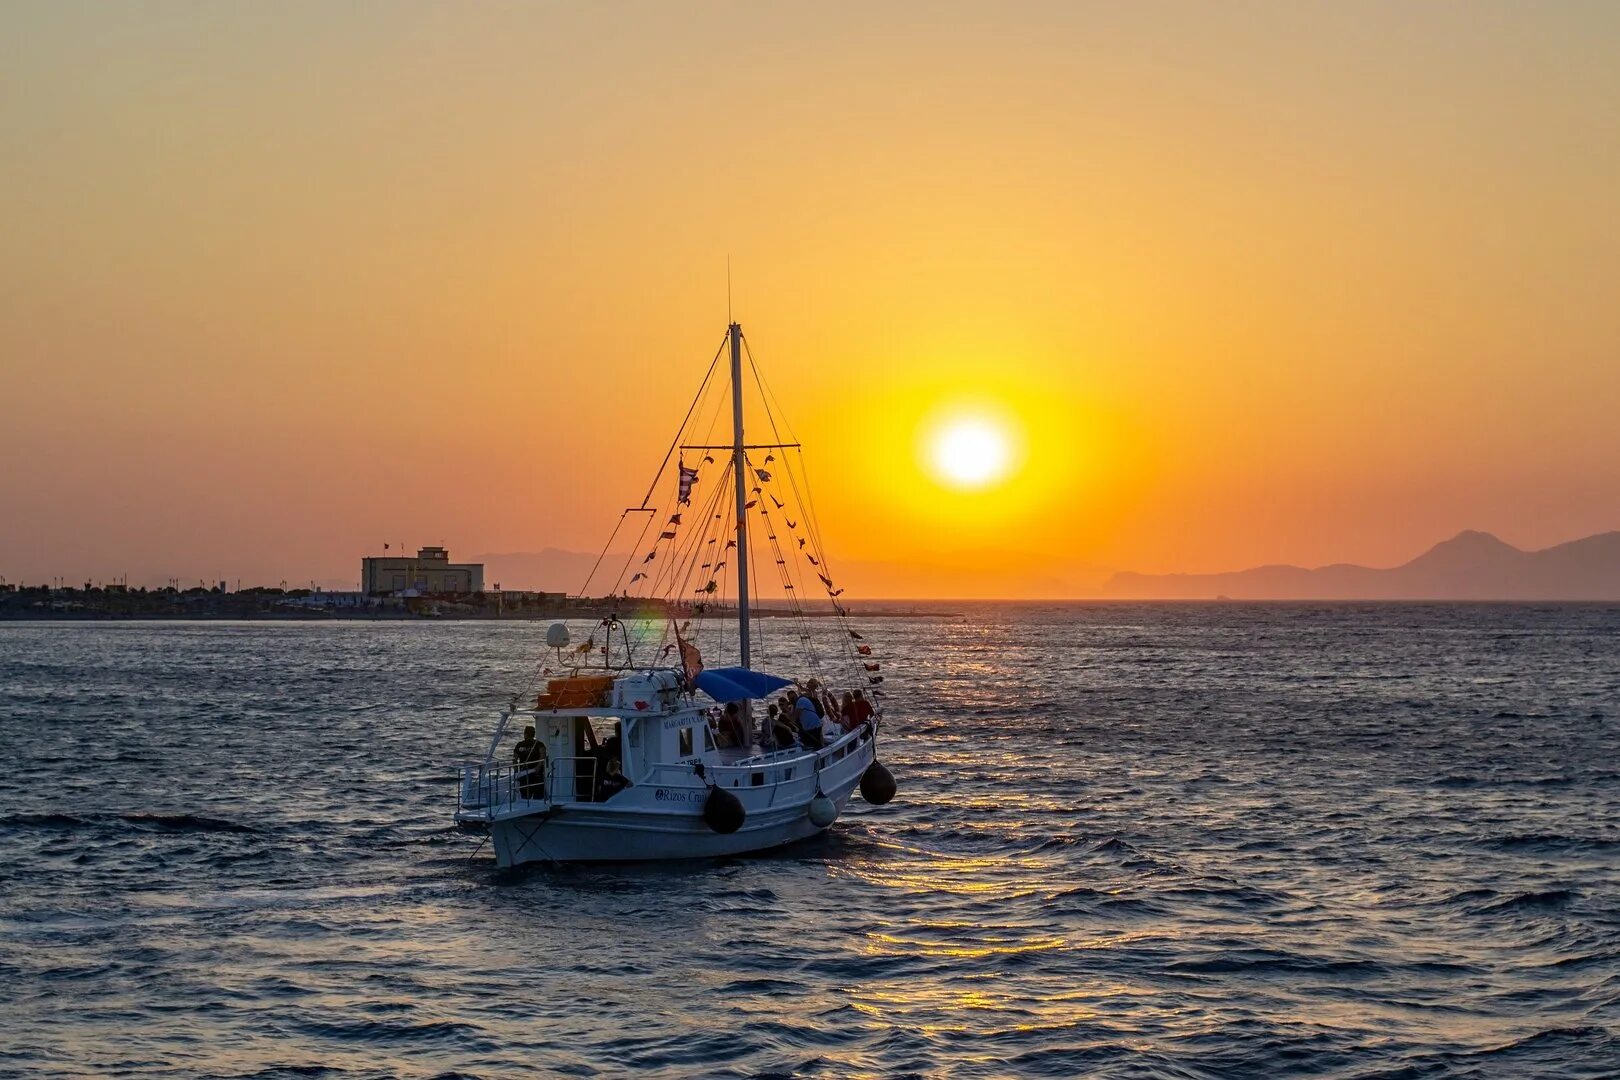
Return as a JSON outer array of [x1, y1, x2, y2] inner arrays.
[[1164, 949, 1393, 978], [1474, 888, 1578, 914], [290, 1016, 493, 1051], [0, 811, 256, 834], [1483, 833, 1620, 852]]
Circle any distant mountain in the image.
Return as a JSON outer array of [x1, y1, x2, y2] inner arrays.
[[1101, 530, 1620, 600], [470, 549, 629, 593]]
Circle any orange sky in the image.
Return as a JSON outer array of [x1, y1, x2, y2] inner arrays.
[[3, 3, 1618, 596]]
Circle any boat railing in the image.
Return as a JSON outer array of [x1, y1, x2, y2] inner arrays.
[[457, 760, 533, 813], [549, 756, 600, 803], [457, 755, 604, 813], [637, 724, 873, 790]]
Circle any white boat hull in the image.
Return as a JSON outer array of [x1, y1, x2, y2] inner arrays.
[[480, 729, 878, 867]]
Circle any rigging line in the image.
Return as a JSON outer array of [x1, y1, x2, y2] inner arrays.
[[578, 509, 634, 599], [744, 342, 845, 617], [626, 475, 700, 649], [741, 342, 864, 683], [669, 484, 731, 667], [747, 507, 767, 662], [755, 497, 821, 675], [741, 332, 801, 445], [612, 482, 677, 599], [641, 435, 725, 600], [743, 339, 836, 575], [609, 505, 660, 599], [739, 332, 865, 689], [655, 455, 732, 596], [743, 336, 828, 557], [613, 447, 687, 599], [606, 339, 729, 602], [638, 333, 729, 511], [758, 478, 833, 683], [656, 461, 735, 620], [695, 362, 732, 450], [627, 386, 726, 602]]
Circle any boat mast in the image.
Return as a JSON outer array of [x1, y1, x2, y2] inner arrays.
[[729, 321, 752, 669]]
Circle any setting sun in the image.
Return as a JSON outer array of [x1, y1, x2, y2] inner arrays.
[[928, 416, 1015, 490]]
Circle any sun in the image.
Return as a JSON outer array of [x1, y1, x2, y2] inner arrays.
[[929, 416, 1014, 489]]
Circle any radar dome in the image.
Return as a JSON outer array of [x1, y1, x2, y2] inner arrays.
[[545, 623, 571, 648]]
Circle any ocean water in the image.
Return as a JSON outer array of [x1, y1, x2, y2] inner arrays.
[[2, 605, 1618, 1079]]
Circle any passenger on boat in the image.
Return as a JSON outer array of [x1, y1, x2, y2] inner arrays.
[[795, 685, 826, 750], [851, 688, 875, 728], [765, 703, 794, 750], [719, 702, 749, 748], [760, 703, 779, 751], [839, 691, 857, 731], [597, 758, 631, 800], [513, 725, 547, 799]]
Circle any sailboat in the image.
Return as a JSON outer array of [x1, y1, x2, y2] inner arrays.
[[453, 322, 897, 866]]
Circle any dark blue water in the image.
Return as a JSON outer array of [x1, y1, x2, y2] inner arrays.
[[3, 605, 1619, 1078]]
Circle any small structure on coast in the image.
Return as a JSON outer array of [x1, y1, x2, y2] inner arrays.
[[362, 546, 484, 596]]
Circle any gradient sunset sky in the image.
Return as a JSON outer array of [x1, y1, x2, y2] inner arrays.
[[4, 3, 1618, 596]]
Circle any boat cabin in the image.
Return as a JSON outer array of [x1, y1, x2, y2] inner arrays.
[[490, 669, 726, 804]]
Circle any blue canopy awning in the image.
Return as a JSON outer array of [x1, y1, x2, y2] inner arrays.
[[694, 666, 794, 703]]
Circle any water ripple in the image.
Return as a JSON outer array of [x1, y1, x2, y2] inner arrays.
[[3, 606, 1619, 1077]]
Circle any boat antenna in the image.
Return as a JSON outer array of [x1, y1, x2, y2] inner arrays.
[[726, 255, 733, 325]]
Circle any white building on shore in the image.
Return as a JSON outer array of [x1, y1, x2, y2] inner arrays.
[[361, 546, 485, 596]]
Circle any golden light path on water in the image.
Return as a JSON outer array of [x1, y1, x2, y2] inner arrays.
[[3, 609, 1617, 1078]]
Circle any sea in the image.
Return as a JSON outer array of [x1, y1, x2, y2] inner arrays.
[[2, 604, 1618, 1079]]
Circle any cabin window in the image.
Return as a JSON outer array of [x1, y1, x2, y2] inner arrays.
[[679, 727, 693, 756], [702, 727, 716, 752], [751, 772, 764, 787]]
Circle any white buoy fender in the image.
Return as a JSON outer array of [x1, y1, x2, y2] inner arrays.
[[808, 791, 838, 828]]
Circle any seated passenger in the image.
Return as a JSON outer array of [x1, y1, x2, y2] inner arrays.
[[851, 688, 875, 728], [597, 758, 632, 800], [512, 724, 547, 799], [770, 705, 797, 750], [839, 691, 857, 732], [795, 685, 825, 750], [723, 702, 749, 747], [761, 704, 780, 751]]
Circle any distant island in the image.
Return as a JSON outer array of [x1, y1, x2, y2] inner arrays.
[[1102, 530, 1620, 600], [0, 584, 952, 622], [7, 530, 1619, 610]]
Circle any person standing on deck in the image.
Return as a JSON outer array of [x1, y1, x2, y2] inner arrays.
[[513, 725, 547, 799]]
